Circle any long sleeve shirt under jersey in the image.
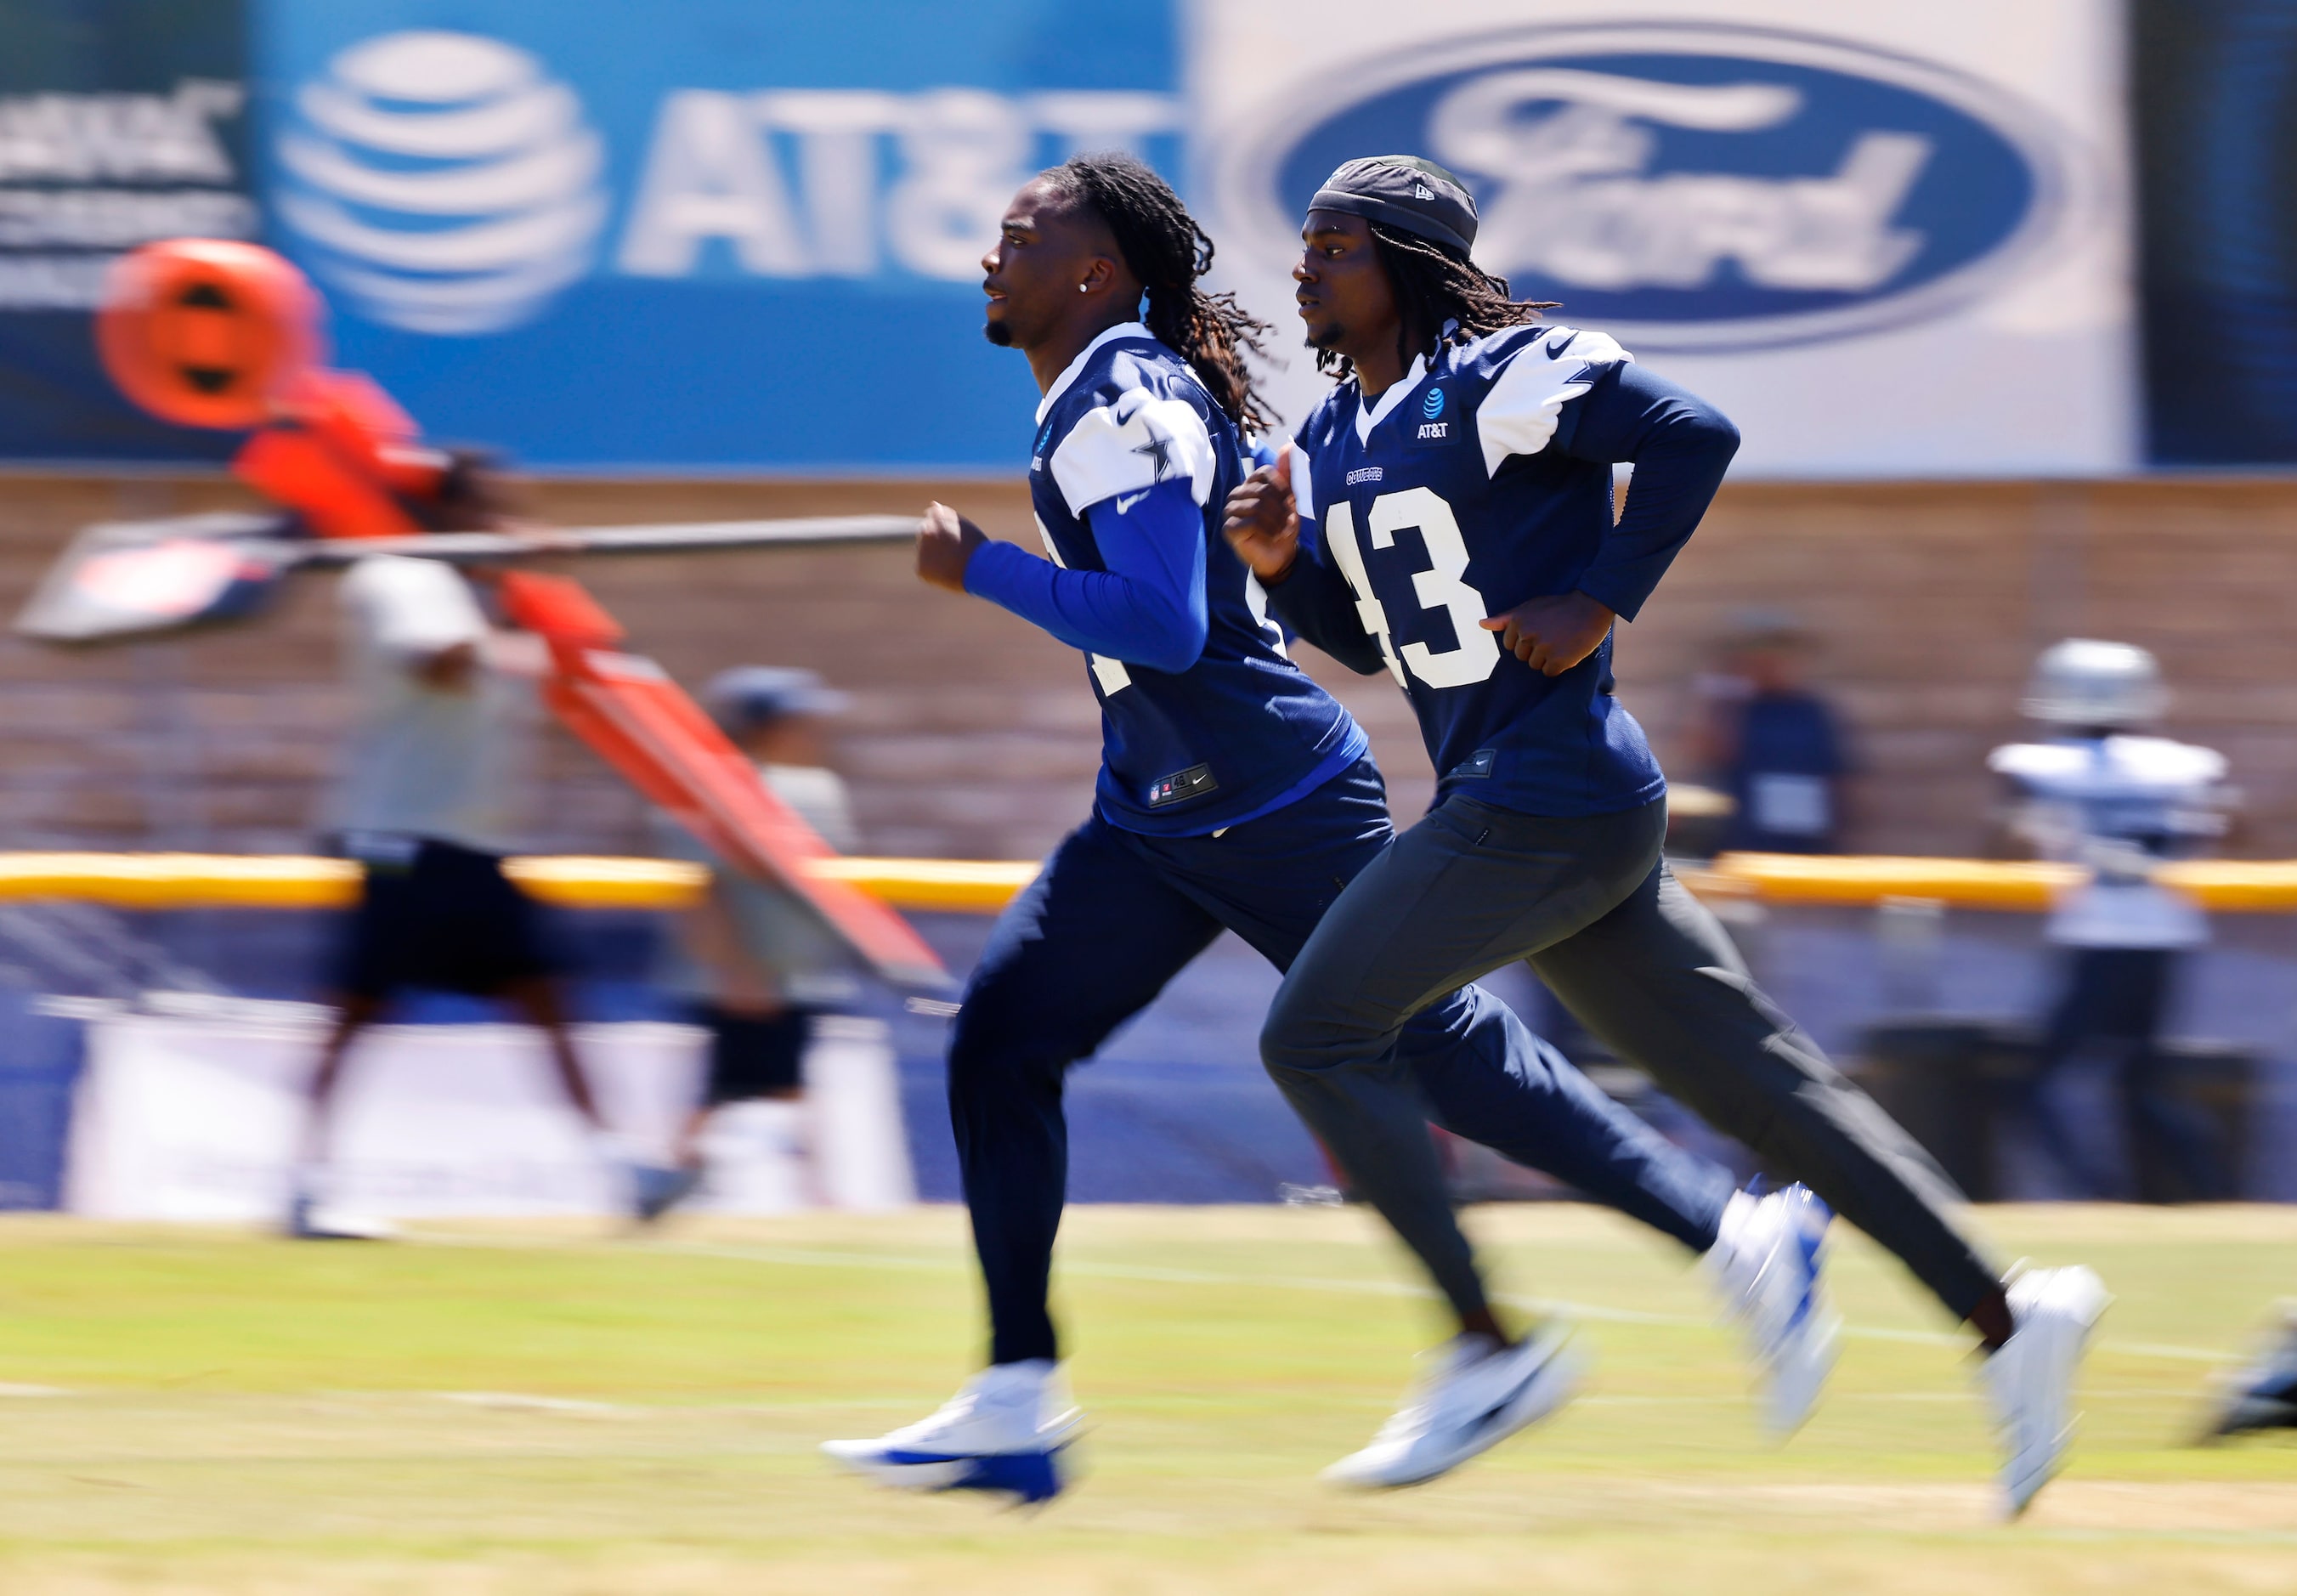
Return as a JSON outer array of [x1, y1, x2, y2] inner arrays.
[[961, 321, 1364, 835]]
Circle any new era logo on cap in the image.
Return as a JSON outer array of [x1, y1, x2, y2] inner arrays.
[[1414, 183, 1434, 200]]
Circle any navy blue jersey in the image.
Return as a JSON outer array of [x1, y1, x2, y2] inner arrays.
[[1282, 325, 1738, 818], [1007, 323, 1364, 835], [1722, 691, 1847, 853]]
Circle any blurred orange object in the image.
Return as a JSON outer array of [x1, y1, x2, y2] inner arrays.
[[495, 570, 626, 651], [97, 240, 325, 430], [90, 238, 951, 989], [500, 568, 945, 988], [233, 372, 433, 539], [535, 642, 947, 988]]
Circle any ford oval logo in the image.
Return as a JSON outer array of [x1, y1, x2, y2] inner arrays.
[[1222, 24, 2087, 351]]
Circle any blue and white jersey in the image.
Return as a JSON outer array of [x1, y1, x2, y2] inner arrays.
[[1284, 324, 1738, 818], [989, 322, 1364, 835], [1989, 733, 2231, 948]]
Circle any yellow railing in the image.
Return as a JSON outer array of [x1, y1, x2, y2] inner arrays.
[[0, 851, 2291, 914], [1680, 854, 2297, 913]]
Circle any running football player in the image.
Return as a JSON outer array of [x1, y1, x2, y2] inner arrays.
[[823, 155, 1835, 1504], [1223, 155, 2107, 1518]]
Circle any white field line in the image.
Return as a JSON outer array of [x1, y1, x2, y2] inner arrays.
[[434, 1391, 623, 1415], [646, 1239, 2239, 1366]]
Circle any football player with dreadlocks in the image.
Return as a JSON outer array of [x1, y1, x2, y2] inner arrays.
[[1224, 154, 2107, 1519], [823, 154, 1832, 1504]]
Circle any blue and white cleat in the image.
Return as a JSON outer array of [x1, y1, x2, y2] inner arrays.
[[1322, 1320, 1584, 1489], [1707, 1183, 1840, 1437], [1985, 1263, 2109, 1518], [822, 1361, 1081, 1506], [285, 1193, 397, 1242], [631, 1163, 704, 1225], [2202, 1302, 2297, 1440]]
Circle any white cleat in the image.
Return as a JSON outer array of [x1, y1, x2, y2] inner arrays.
[[1706, 1184, 1841, 1438], [1323, 1322, 1584, 1490], [286, 1195, 398, 1241], [1984, 1264, 2110, 1519], [822, 1361, 1081, 1506]]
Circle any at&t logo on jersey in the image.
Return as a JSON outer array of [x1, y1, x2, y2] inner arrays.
[[1417, 384, 1450, 439], [1224, 23, 2090, 351], [276, 32, 608, 335]]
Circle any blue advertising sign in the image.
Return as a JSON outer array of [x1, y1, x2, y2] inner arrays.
[[0, 0, 252, 461], [1237, 23, 2073, 353], [250, 0, 1181, 471], [2133, 0, 2297, 465]]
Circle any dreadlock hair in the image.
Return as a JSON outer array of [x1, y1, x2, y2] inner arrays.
[[1046, 152, 1275, 435], [1314, 220, 1559, 382]]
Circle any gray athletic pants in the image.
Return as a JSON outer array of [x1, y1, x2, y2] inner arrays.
[[1261, 794, 2003, 1322]]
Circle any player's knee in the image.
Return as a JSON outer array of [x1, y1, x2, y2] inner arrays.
[[1258, 976, 1345, 1080], [944, 996, 1010, 1087], [945, 987, 1061, 1100]]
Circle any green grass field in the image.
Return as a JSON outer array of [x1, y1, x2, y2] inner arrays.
[[0, 1203, 2289, 1594]]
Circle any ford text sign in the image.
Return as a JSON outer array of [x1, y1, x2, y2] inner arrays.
[[1222, 24, 2085, 351]]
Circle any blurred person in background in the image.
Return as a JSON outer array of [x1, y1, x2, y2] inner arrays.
[[1989, 639, 2234, 1201], [1689, 608, 1850, 855], [291, 552, 661, 1238], [641, 667, 863, 1221]]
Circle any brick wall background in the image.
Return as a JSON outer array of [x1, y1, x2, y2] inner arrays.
[[1, 471, 2293, 862]]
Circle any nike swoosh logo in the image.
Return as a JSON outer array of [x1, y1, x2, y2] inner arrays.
[[1115, 490, 1150, 514]]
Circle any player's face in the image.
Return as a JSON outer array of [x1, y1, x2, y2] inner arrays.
[[982, 178, 1095, 352], [1295, 209, 1396, 359]]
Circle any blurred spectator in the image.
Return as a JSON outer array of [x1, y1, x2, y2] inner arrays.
[[295, 554, 656, 1237], [642, 666, 863, 1219], [1688, 608, 1851, 854], [1989, 639, 2235, 1199]]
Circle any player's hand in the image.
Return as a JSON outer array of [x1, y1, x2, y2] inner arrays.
[[1479, 591, 1616, 676], [1222, 451, 1299, 583], [916, 502, 988, 593]]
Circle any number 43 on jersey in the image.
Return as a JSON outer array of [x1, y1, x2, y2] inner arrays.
[[1321, 486, 1501, 690]]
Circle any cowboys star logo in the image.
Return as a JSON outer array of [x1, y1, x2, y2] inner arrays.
[[1130, 422, 1177, 481]]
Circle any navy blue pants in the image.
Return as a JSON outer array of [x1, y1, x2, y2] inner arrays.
[[2030, 947, 2226, 1199], [1264, 794, 2001, 1322], [948, 761, 1733, 1365]]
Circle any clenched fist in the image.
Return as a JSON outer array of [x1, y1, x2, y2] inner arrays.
[[916, 501, 988, 593], [1222, 450, 1300, 585], [1478, 591, 1616, 677]]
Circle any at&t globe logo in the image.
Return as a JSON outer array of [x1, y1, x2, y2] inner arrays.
[[1220, 24, 2095, 351], [276, 31, 606, 335]]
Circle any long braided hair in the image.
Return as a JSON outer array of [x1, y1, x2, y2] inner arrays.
[[1314, 220, 1559, 382], [1048, 153, 1275, 434]]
